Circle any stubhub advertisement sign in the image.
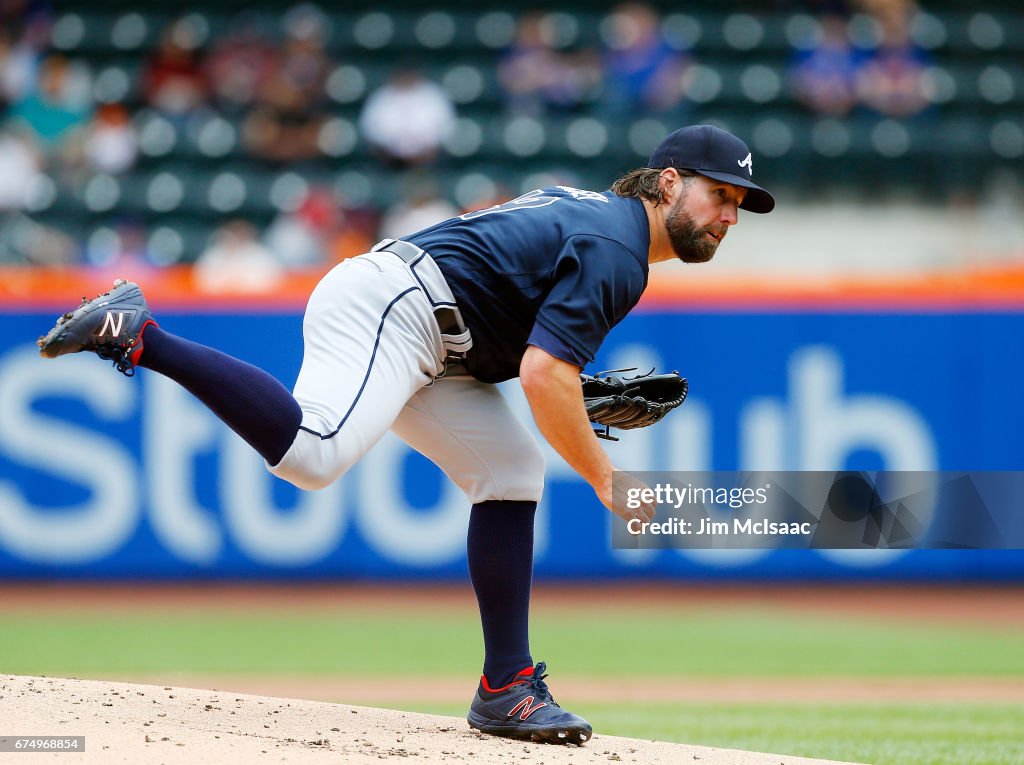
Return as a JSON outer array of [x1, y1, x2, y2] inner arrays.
[[1, 309, 1022, 580]]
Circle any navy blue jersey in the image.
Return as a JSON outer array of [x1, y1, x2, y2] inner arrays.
[[407, 187, 650, 383]]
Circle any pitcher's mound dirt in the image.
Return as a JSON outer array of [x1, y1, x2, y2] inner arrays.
[[0, 675, 865, 765]]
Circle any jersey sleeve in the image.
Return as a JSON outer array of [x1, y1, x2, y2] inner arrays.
[[527, 235, 647, 368]]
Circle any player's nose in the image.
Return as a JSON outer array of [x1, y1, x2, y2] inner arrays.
[[720, 203, 739, 226]]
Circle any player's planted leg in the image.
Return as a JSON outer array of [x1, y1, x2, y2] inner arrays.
[[467, 500, 535, 687], [465, 499, 591, 745]]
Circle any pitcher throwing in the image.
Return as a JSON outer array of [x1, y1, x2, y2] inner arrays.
[[39, 125, 774, 745]]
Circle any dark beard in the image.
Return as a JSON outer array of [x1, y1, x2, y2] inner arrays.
[[665, 195, 720, 263]]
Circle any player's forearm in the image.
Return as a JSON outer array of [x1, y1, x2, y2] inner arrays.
[[520, 346, 612, 490]]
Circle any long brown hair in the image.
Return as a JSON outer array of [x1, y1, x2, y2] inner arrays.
[[611, 167, 697, 205]]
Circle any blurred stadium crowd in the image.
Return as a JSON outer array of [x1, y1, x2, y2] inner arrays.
[[0, 0, 1021, 274]]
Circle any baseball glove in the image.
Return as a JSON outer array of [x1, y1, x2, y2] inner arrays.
[[580, 368, 689, 440]]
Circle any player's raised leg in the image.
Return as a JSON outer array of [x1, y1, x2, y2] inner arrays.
[[38, 253, 446, 489], [37, 278, 304, 467]]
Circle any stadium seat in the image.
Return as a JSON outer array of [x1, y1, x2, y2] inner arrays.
[[413, 11, 458, 51], [438, 63, 489, 106], [108, 12, 152, 52], [966, 12, 1007, 52], [473, 11, 516, 51]]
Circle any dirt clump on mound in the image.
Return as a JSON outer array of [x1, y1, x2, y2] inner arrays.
[[0, 675, 865, 765]]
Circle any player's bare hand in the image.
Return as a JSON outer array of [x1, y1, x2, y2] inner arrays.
[[596, 469, 656, 523]]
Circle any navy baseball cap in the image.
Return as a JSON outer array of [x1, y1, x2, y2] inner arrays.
[[648, 125, 775, 213]]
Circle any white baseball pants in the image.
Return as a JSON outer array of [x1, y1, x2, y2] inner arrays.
[[268, 250, 546, 504]]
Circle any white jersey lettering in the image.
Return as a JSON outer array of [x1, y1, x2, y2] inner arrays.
[[556, 186, 609, 203], [460, 190, 560, 220]]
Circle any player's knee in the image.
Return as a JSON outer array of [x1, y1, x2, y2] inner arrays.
[[265, 433, 353, 491], [267, 459, 338, 491], [502, 470, 545, 503], [281, 467, 337, 491], [470, 440, 546, 503], [509, 438, 546, 500]]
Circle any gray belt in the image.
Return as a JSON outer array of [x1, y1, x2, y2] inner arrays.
[[371, 238, 473, 359]]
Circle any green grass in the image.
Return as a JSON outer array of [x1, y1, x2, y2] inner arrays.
[[3, 608, 1022, 764], [578, 702, 1024, 765], [397, 702, 1024, 765], [1, 609, 1021, 677]]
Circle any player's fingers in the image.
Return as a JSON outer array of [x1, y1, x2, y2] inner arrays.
[[609, 470, 656, 523], [633, 498, 656, 523], [612, 500, 654, 524]]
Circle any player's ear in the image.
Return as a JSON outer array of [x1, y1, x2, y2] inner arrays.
[[657, 169, 675, 206]]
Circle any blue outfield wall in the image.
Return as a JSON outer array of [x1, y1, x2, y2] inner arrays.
[[1, 308, 1023, 581]]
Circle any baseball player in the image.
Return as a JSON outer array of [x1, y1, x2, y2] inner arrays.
[[39, 125, 773, 745]]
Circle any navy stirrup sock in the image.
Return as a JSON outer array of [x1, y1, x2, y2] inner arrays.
[[467, 500, 536, 688], [138, 325, 302, 466]]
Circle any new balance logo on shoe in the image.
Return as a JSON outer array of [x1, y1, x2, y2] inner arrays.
[[507, 696, 547, 721], [98, 311, 127, 338], [467, 661, 591, 745], [37, 279, 155, 377]]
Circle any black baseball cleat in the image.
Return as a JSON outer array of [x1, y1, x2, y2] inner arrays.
[[467, 661, 592, 745], [37, 278, 157, 377]]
